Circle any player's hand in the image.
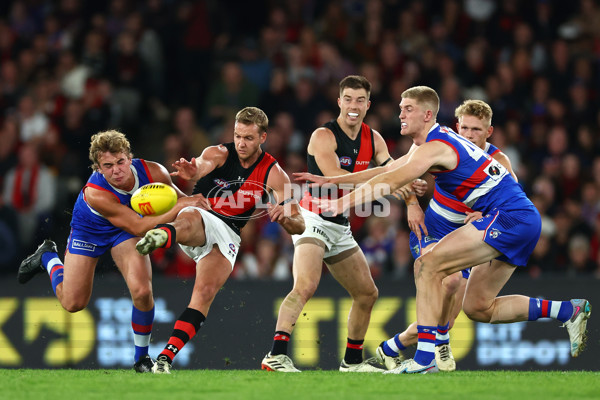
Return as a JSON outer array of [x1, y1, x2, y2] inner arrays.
[[267, 202, 289, 223], [171, 157, 199, 180], [293, 172, 331, 187], [391, 186, 412, 201], [313, 198, 341, 216], [412, 179, 428, 197], [464, 211, 483, 224], [407, 203, 427, 241], [177, 193, 212, 210]]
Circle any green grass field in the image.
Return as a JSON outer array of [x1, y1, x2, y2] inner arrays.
[[2, 370, 599, 400]]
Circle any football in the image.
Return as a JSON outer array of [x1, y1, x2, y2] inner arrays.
[[131, 182, 177, 216]]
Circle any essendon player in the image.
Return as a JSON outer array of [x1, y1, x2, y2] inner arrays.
[[261, 75, 393, 373], [136, 107, 305, 373]]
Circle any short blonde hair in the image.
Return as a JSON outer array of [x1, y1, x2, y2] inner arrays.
[[455, 99, 493, 127], [235, 107, 269, 134], [401, 86, 440, 117], [89, 130, 132, 169]]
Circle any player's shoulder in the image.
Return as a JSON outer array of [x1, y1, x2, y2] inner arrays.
[[308, 126, 336, 148]]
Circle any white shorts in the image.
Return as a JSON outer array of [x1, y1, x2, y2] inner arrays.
[[177, 207, 241, 270], [292, 208, 358, 259]]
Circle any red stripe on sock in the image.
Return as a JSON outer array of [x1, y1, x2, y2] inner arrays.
[[418, 332, 436, 341], [161, 349, 175, 361], [541, 300, 549, 317], [274, 333, 289, 341], [132, 322, 152, 334], [167, 337, 185, 350], [346, 343, 364, 350], [49, 265, 63, 276], [174, 320, 197, 338], [159, 227, 172, 248]]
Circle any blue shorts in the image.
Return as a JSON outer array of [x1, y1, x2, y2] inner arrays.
[[409, 212, 471, 279], [471, 206, 541, 267], [67, 227, 136, 257]]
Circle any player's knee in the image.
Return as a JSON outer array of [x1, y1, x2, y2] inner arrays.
[[129, 284, 153, 305], [462, 299, 491, 323], [61, 299, 87, 313], [356, 285, 378, 307], [442, 273, 462, 295], [291, 282, 319, 303]]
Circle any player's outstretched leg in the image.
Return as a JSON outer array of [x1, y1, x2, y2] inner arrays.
[[261, 352, 301, 372], [564, 299, 592, 357], [18, 240, 58, 284]]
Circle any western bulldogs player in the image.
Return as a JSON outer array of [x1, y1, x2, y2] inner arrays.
[[318, 86, 591, 374], [18, 130, 201, 372]]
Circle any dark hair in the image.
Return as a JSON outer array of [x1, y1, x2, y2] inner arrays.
[[339, 75, 371, 98]]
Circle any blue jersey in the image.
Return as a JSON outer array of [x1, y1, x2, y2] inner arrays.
[[410, 140, 501, 277], [411, 125, 540, 267], [426, 124, 529, 214], [68, 159, 154, 256]]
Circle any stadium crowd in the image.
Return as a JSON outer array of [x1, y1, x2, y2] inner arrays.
[[1, 0, 600, 281]]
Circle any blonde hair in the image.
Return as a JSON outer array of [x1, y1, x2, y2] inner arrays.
[[89, 130, 132, 169], [455, 99, 493, 127], [235, 107, 269, 133], [401, 86, 440, 117]]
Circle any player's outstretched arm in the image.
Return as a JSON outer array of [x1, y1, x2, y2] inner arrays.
[[171, 145, 228, 182], [266, 164, 305, 235]]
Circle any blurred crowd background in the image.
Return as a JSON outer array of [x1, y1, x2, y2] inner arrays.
[[1, 0, 600, 281]]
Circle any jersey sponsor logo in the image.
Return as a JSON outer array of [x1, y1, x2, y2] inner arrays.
[[339, 156, 352, 167], [423, 235, 435, 243], [355, 160, 370, 166], [214, 178, 230, 188], [71, 239, 97, 252], [489, 228, 501, 239]]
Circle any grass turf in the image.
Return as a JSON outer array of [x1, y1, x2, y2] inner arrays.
[[2, 370, 599, 400]]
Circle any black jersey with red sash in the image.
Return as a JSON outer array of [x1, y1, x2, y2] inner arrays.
[[192, 142, 277, 235], [304, 120, 375, 225]]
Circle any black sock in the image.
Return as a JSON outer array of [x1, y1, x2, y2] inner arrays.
[[270, 331, 291, 356], [159, 307, 205, 363], [155, 223, 176, 249], [344, 338, 364, 364]]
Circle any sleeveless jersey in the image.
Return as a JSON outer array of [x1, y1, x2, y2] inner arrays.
[[71, 158, 153, 233], [426, 124, 529, 215], [304, 120, 375, 225], [192, 142, 277, 235]]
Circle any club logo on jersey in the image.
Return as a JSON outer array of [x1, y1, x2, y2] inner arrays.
[[488, 165, 501, 176], [214, 178, 230, 188], [489, 228, 501, 239], [339, 156, 352, 167]]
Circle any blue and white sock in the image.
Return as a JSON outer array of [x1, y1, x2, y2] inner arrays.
[[414, 325, 437, 366], [382, 333, 406, 357], [132, 305, 154, 362], [436, 322, 450, 346], [42, 252, 63, 295], [528, 298, 573, 323]]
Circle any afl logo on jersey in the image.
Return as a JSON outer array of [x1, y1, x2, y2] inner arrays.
[[339, 156, 352, 167], [214, 178, 230, 188], [488, 165, 501, 176]]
